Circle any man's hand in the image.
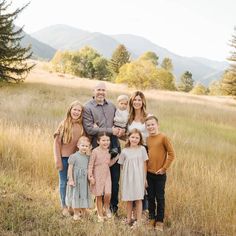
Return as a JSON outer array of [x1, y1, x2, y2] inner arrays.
[[156, 168, 166, 175], [117, 128, 126, 137]]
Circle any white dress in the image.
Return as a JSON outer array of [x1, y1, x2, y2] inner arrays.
[[118, 146, 148, 201]]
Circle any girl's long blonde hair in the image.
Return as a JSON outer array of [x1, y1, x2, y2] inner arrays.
[[58, 100, 83, 144], [128, 91, 147, 124]]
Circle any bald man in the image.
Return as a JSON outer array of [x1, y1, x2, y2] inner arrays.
[[83, 82, 124, 214]]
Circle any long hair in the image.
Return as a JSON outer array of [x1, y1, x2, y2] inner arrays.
[[125, 128, 143, 147], [128, 91, 147, 124], [59, 100, 83, 144]]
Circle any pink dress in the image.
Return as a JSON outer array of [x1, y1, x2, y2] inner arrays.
[[88, 147, 112, 196]]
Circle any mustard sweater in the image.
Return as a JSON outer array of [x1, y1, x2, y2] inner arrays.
[[146, 133, 175, 173]]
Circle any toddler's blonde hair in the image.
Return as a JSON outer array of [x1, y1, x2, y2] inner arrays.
[[117, 94, 129, 103]]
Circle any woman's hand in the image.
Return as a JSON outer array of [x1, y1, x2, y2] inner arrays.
[[55, 159, 63, 171]]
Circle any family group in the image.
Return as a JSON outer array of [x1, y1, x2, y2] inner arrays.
[[53, 82, 175, 231]]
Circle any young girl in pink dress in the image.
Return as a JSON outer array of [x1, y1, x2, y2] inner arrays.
[[88, 132, 119, 222]]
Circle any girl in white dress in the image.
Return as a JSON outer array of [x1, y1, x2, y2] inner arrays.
[[118, 128, 148, 226]]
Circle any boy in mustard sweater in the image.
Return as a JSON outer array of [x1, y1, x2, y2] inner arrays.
[[145, 115, 175, 232]]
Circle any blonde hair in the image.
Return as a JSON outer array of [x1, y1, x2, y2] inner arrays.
[[78, 136, 91, 155], [125, 128, 143, 147], [117, 94, 129, 103], [57, 100, 83, 144], [128, 91, 147, 124]]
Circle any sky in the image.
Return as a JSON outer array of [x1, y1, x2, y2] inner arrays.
[[11, 0, 236, 61]]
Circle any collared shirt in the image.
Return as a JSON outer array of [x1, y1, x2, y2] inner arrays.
[[83, 98, 116, 148]]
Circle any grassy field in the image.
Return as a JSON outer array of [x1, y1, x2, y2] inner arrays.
[[0, 62, 236, 235]]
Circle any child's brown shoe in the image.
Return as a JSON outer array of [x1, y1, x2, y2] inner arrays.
[[148, 219, 156, 229], [155, 221, 164, 232]]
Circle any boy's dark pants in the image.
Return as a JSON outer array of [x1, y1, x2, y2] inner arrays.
[[147, 172, 166, 222]]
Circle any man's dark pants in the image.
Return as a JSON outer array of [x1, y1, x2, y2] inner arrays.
[[147, 172, 166, 222], [109, 135, 120, 214]]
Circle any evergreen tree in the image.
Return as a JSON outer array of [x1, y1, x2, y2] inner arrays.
[[108, 44, 130, 79], [178, 71, 194, 92], [227, 26, 236, 73], [161, 57, 173, 72], [221, 26, 236, 96], [0, 1, 33, 82]]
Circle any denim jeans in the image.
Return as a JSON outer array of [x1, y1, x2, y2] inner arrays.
[[147, 172, 166, 222], [58, 157, 69, 207]]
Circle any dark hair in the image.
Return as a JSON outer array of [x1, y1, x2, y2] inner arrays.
[[125, 128, 143, 147], [128, 91, 147, 124], [97, 132, 110, 142], [145, 115, 159, 124]]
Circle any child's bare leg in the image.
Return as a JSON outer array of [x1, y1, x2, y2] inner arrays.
[[135, 200, 142, 223], [96, 196, 103, 217], [74, 208, 80, 216], [104, 194, 111, 211], [127, 201, 133, 223], [104, 194, 112, 217]]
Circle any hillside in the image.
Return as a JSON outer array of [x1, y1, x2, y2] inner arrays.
[[18, 29, 56, 60], [30, 25, 228, 85]]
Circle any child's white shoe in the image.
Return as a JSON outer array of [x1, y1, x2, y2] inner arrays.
[[73, 214, 81, 221], [62, 208, 70, 217], [97, 215, 104, 223], [106, 209, 112, 218]]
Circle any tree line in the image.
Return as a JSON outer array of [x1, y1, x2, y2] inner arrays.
[[0, 0, 235, 97]]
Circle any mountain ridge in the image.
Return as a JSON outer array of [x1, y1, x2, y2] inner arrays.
[[27, 24, 228, 85]]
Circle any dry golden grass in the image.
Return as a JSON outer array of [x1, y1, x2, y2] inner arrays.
[[0, 61, 236, 235]]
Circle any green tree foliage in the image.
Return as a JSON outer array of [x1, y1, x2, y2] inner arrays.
[[92, 57, 109, 80], [0, 0, 33, 82], [139, 51, 159, 65], [178, 71, 194, 92], [190, 83, 208, 95], [50, 46, 109, 80], [221, 27, 236, 96], [116, 60, 158, 89], [116, 59, 175, 90], [108, 44, 130, 79], [161, 57, 173, 72], [156, 67, 176, 90]]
